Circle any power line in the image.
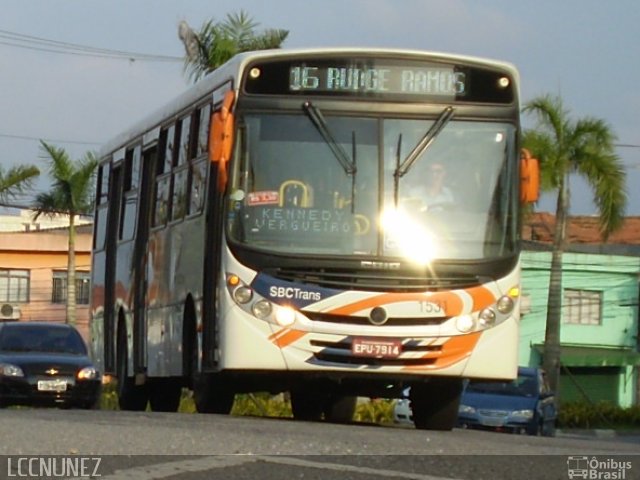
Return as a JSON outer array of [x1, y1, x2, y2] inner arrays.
[[0, 28, 182, 63], [0, 132, 102, 146]]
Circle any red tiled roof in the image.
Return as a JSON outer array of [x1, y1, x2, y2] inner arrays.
[[524, 212, 640, 245]]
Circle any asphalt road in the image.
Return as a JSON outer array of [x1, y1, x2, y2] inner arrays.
[[0, 409, 638, 479]]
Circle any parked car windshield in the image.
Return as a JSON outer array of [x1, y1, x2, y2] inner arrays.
[[466, 375, 538, 397], [0, 325, 87, 355]]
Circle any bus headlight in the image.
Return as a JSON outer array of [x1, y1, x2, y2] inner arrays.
[[478, 308, 496, 328], [252, 300, 272, 319], [496, 295, 514, 314], [456, 315, 476, 333], [233, 286, 253, 304], [275, 306, 296, 327]]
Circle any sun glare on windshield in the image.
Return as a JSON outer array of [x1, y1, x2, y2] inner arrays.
[[380, 207, 439, 265]]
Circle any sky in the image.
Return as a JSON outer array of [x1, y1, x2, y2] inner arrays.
[[1, 0, 639, 215]]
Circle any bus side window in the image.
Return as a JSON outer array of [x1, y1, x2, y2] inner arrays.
[[187, 103, 212, 216], [153, 175, 170, 227], [171, 115, 192, 221], [197, 104, 211, 157], [93, 163, 110, 251], [153, 127, 172, 227], [119, 146, 140, 241]]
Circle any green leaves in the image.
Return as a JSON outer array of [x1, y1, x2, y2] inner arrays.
[[180, 10, 289, 83], [0, 164, 39, 203], [34, 140, 98, 218], [522, 94, 627, 238]]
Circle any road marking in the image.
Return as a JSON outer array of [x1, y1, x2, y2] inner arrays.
[[75, 455, 460, 480]]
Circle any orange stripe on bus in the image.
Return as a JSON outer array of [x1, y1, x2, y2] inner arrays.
[[404, 331, 481, 371], [466, 285, 496, 311], [327, 292, 464, 316], [270, 328, 306, 349]]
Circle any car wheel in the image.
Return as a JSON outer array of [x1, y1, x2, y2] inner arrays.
[[541, 419, 556, 437], [526, 420, 542, 436]]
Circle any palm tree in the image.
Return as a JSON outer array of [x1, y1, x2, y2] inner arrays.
[[522, 94, 627, 396], [33, 141, 98, 326], [178, 10, 289, 82], [0, 165, 40, 204]]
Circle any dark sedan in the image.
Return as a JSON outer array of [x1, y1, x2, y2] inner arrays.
[[0, 321, 101, 409]]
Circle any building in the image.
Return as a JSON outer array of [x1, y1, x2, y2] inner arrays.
[[521, 213, 640, 406], [0, 206, 92, 233], [0, 209, 92, 340]]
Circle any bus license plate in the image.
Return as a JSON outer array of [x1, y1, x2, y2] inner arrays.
[[37, 379, 68, 392], [352, 338, 401, 358]]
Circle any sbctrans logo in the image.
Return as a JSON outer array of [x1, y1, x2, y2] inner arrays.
[[567, 456, 633, 479]]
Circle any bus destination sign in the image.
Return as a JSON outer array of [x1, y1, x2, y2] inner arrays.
[[289, 64, 465, 97], [244, 57, 514, 103]]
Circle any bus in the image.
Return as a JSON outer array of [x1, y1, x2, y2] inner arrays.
[[89, 48, 539, 430]]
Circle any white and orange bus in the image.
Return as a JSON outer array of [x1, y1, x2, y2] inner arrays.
[[89, 48, 538, 430]]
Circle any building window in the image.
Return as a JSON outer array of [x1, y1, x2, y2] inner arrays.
[[563, 289, 602, 325], [52, 271, 91, 305], [0, 269, 30, 303]]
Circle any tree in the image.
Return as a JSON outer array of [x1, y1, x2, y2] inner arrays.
[[522, 94, 627, 396], [33, 141, 98, 326], [0, 165, 40, 204], [178, 10, 289, 82]]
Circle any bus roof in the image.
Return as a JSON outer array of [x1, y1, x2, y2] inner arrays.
[[97, 47, 519, 160]]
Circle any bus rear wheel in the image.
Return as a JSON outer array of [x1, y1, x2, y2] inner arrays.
[[148, 378, 182, 412], [410, 378, 463, 431]]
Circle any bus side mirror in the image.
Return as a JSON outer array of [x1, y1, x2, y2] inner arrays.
[[209, 90, 236, 191], [520, 148, 540, 203]]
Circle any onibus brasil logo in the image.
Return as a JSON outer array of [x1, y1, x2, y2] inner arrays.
[[567, 456, 633, 479]]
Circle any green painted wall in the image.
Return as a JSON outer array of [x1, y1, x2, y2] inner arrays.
[[519, 251, 639, 406]]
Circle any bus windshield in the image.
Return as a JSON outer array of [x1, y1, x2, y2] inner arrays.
[[227, 112, 518, 262]]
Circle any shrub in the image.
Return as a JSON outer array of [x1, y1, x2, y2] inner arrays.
[[558, 401, 640, 429], [100, 385, 395, 424]]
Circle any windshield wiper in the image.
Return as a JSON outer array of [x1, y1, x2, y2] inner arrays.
[[395, 106, 455, 178], [303, 101, 358, 212], [303, 102, 356, 176], [393, 106, 455, 205]]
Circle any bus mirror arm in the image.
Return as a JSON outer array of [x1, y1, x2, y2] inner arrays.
[[209, 90, 236, 191], [520, 148, 540, 203]]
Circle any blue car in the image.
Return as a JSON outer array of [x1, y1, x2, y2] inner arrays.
[[457, 367, 556, 436]]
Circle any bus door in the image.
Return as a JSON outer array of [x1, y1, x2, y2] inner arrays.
[[201, 85, 234, 370], [103, 160, 123, 372], [131, 145, 157, 374]]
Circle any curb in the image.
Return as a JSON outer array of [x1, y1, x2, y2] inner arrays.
[[557, 429, 640, 438]]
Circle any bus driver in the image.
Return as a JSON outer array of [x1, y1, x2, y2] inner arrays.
[[406, 161, 454, 212]]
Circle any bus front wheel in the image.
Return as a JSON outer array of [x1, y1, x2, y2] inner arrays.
[[290, 388, 323, 421], [193, 373, 235, 414], [410, 378, 463, 431], [323, 395, 357, 423]]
